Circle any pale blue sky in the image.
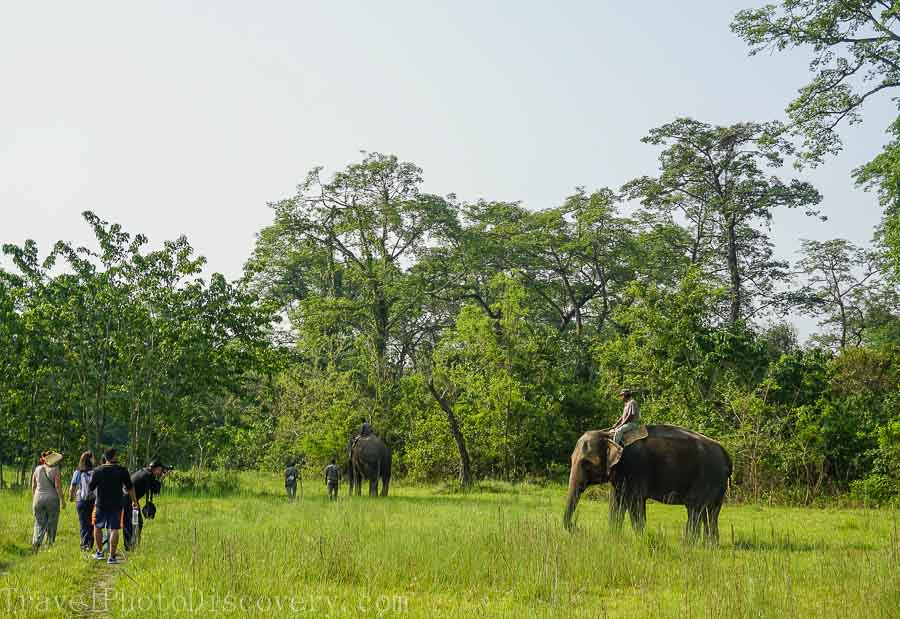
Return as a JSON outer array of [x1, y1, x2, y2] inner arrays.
[[2, 1, 896, 336]]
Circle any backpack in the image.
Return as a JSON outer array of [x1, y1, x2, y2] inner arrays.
[[74, 470, 94, 502]]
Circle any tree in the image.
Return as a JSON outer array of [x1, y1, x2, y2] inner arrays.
[[853, 117, 900, 272], [732, 1, 900, 165], [246, 153, 459, 424], [792, 239, 882, 349], [624, 118, 822, 324], [1, 212, 275, 469]]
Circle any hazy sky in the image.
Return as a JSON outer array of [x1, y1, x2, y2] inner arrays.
[[2, 1, 896, 335]]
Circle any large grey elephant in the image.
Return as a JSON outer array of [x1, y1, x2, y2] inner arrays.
[[563, 425, 732, 543], [348, 434, 391, 496]]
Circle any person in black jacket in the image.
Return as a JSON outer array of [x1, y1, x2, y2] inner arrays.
[[123, 460, 168, 550]]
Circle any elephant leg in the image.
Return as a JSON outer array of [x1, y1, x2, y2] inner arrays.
[[684, 506, 701, 543], [608, 487, 625, 531], [629, 498, 646, 534], [700, 505, 711, 542], [369, 475, 378, 497], [708, 502, 722, 546], [380, 475, 389, 497]]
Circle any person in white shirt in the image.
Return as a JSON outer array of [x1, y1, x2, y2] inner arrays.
[[612, 389, 640, 446]]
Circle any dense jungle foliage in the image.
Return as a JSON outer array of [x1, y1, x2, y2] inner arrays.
[[3, 0, 900, 505]]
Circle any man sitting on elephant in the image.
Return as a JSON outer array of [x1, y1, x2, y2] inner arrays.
[[612, 388, 640, 447], [350, 418, 374, 455], [359, 418, 372, 437]]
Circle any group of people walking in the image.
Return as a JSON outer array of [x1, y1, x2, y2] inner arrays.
[[30, 447, 168, 565]]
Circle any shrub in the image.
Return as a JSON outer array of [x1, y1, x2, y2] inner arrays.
[[849, 474, 899, 506], [164, 469, 240, 495]]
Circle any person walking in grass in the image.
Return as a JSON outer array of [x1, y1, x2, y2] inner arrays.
[[123, 459, 169, 551], [69, 451, 96, 551], [285, 462, 301, 500], [89, 448, 138, 565], [31, 450, 66, 552], [324, 459, 340, 501]]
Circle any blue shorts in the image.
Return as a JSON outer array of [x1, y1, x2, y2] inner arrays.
[[93, 506, 124, 530]]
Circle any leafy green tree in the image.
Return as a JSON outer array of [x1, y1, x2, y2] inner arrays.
[[853, 117, 900, 272], [732, 1, 900, 165], [246, 153, 460, 424], [793, 239, 882, 349], [2, 212, 275, 470], [733, 2, 900, 278], [624, 118, 823, 324]]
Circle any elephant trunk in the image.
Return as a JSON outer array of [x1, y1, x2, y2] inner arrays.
[[563, 459, 585, 531]]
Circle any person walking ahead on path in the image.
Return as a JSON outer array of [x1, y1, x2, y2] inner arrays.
[[89, 448, 138, 565], [31, 450, 66, 551], [285, 463, 301, 500], [69, 451, 95, 550], [612, 389, 640, 447], [324, 459, 340, 501]]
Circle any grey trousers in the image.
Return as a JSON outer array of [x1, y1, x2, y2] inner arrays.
[[32, 496, 60, 547], [613, 422, 639, 446]]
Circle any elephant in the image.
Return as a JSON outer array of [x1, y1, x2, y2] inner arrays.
[[348, 434, 391, 497], [563, 425, 732, 544]]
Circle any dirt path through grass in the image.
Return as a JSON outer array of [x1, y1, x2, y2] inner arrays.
[[78, 564, 117, 619]]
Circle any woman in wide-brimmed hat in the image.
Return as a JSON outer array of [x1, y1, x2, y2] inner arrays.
[[31, 450, 66, 551]]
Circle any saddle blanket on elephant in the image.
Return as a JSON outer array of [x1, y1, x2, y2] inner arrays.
[[607, 425, 650, 470], [621, 424, 649, 447]]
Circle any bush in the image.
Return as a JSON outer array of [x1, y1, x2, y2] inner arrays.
[[164, 469, 240, 495], [849, 474, 899, 506]]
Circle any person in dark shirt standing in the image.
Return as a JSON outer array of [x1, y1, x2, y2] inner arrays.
[[324, 459, 340, 501], [285, 463, 300, 500], [123, 460, 168, 550], [89, 448, 138, 565]]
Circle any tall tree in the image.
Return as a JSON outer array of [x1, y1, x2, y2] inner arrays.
[[246, 153, 459, 423], [853, 117, 900, 272], [733, 2, 900, 277], [793, 239, 882, 349], [732, 1, 900, 165], [624, 118, 822, 324]]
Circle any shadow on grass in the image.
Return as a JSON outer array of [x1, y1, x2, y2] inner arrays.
[[0, 542, 32, 572]]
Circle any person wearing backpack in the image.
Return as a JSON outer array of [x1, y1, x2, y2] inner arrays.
[[285, 462, 300, 500], [69, 451, 96, 551], [31, 450, 66, 552]]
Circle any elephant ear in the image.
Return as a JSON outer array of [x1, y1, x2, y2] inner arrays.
[[606, 439, 623, 476]]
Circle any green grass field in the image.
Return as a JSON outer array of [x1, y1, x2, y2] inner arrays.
[[1, 474, 898, 618]]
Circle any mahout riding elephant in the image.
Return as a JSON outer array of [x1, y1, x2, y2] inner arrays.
[[563, 425, 731, 544], [348, 434, 391, 497]]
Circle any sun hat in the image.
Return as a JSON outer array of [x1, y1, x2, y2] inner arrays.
[[43, 451, 63, 467]]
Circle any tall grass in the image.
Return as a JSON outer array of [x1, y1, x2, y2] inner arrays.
[[0, 475, 897, 617]]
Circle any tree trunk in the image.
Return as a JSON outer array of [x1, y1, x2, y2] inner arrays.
[[727, 218, 741, 325], [427, 380, 472, 488]]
